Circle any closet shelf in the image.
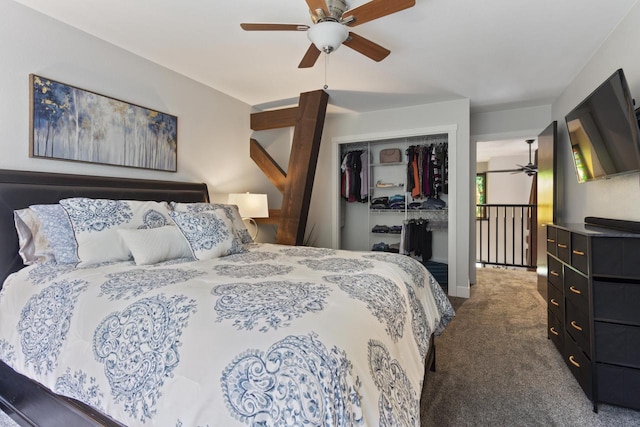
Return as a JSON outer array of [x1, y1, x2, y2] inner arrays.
[[370, 162, 404, 167], [370, 185, 404, 189], [370, 209, 405, 213], [370, 208, 448, 214]]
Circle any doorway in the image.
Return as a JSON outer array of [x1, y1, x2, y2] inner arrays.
[[476, 138, 538, 269]]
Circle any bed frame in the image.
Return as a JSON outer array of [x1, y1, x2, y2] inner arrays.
[[0, 169, 209, 426], [0, 169, 436, 426]]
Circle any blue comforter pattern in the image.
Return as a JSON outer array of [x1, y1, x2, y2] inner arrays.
[[221, 333, 363, 426], [0, 243, 454, 426], [93, 294, 197, 421]]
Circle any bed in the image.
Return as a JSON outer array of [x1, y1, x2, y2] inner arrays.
[[0, 169, 454, 427]]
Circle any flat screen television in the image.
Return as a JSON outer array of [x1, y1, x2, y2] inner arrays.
[[565, 68, 640, 183]]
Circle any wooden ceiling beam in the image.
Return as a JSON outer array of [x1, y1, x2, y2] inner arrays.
[[249, 138, 287, 193], [249, 89, 328, 246], [250, 107, 298, 130], [255, 209, 281, 225], [276, 89, 329, 245]]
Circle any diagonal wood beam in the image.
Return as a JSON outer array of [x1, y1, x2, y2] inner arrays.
[[255, 209, 281, 225], [251, 107, 298, 130], [276, 89, 329, 245], [249, 138, 287, 193]]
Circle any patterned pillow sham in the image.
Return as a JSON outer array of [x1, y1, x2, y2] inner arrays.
[[118, 226, 194, 265], [13, 208, 56, 265], [170, 202, 252, 244], [29, 204, 79, 264], [59, 198, 173, 266], [168, 209, 245, 260]]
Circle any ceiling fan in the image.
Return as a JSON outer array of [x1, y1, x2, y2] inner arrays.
[[240, 0, 416, 68], [484, 139, 538, 176]]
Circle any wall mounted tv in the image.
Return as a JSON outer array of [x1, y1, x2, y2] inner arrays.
[[565, 68, 640, 183]]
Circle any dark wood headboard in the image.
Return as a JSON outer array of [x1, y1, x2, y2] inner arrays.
[[0, 169, 209, 286]]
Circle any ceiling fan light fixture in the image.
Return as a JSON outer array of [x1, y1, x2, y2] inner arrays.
[[307, 21, 348, 53]]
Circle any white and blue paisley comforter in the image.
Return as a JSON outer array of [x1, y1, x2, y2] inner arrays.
[[0, 244, 454, 426]]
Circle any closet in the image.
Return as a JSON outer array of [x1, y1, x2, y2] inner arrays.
[[339, 134, 449, 263]]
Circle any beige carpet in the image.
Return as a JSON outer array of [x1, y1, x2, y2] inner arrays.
[[420, 267, 640, 427]]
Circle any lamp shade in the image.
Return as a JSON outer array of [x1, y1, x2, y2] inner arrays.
[[307, 21, 349, 53], [228, 193, 269, 219]]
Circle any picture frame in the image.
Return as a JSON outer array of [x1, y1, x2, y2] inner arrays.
[[29, 74, 178, 172]]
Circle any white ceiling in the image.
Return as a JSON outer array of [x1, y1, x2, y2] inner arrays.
[[11, 0, 639, 114], [476, 139, 537, 163]]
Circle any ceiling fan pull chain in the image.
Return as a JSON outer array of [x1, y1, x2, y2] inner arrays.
[[324, 53, 329, 90]]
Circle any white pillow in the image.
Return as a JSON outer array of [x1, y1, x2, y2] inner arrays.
[[168, 209, 245, 260], [13, 208, 55, 265], [60, 198, 173, 266], [118, 226, 193, 265], [170, 202, 252, 244]]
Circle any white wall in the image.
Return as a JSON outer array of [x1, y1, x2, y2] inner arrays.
[[311, 99, 472, 297], [552, 2, 640, 224], [471, 105, 552, 142], [486, 155, 535, 204], [0, 0, 279, 221]]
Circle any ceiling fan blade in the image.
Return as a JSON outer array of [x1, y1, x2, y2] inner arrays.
[[343, 32, 390, 62], [485, 169, 524, 174], [517, 163, 538, 170], [240, 23, 309, 31], [299, 44, 322, 68], [305, 0, 329, 19], [342, 0, 416, 27]]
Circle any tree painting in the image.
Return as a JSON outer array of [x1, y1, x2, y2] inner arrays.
[[30, 75, 177, 172]]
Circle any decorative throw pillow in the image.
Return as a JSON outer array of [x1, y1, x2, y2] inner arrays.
[[170, 202, 252, 244], [29, 204, 79, 265], [59, 198, 173, 266], [13, 208, 56, 265], [168, 209, 245, 260], [118, 226, 194, 265]]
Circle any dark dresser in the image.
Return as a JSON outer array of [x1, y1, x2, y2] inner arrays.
[[546, 222, 640, 412]]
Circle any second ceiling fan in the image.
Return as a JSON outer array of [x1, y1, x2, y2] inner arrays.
[[240, 0, 415, 68], [485, 139, 538, 176]]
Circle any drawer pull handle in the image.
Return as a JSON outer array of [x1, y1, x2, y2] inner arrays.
[[550, 327, 559, 336], [550, 271, 560, 277], [572, 250, 585, 256], [547, 239, 556, 243], [558, 243, 568, 249], [569, 355, 581, 368], [569, 286, 582, 295], [550, 298, 560, 307], [570, 320, 583, 332]]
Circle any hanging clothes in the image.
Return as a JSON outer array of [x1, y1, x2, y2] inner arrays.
[[340, 150, 369, 203], [404, 142, 448, 200], [402, 218, 433, 262]]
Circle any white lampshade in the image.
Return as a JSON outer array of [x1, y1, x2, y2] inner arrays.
[[307, 21, 349, 53], [227, 193, 269, 219]]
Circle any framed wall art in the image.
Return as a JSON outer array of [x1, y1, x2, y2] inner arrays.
[[29, 74, 177, 172]]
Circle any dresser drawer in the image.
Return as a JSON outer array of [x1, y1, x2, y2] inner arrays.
[[564, 268, 589, 313], [595, 322, 640, 368], [596, 363, 640, 410], [571, 234, 588, 274], [592, 237, 640, 279], [556, 229, 571, 264], [566, 300, 591, 357], [548, 310, 564, 354], [547, 282, 564, 321], [547, 226, 557, 257], [564, 332, 592, 399], [548, 256, 563, 290], [593, 280, 640, 324]]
